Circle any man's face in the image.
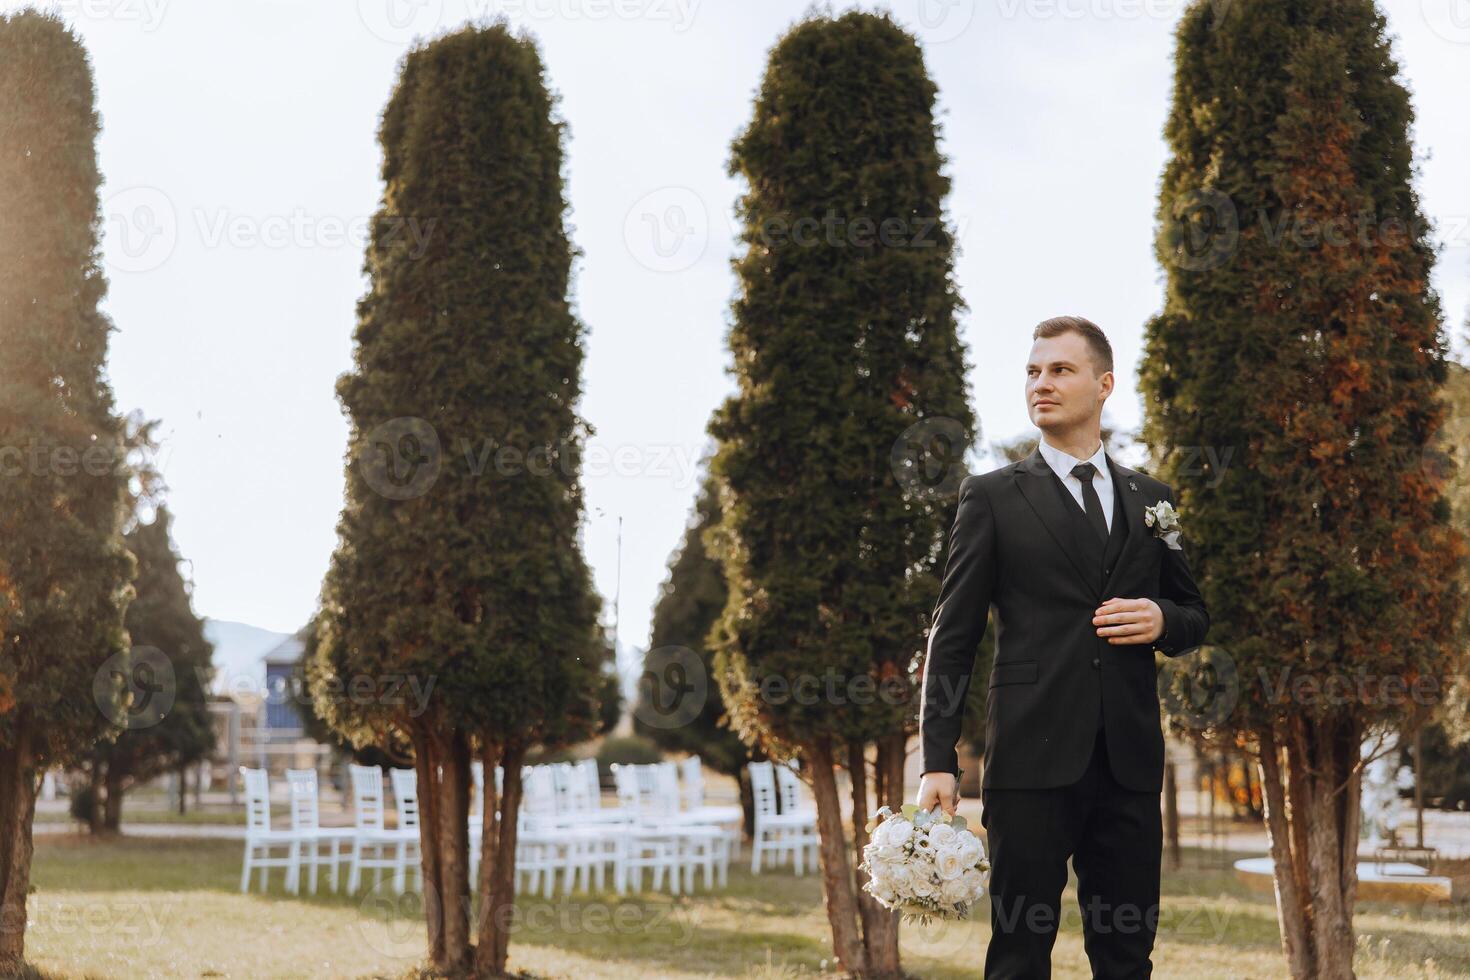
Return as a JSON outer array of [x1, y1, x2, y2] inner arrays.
[[1025, 332, 1111, 432]]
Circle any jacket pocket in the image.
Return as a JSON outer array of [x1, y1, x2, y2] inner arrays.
[[989, 660, 1039, 688]]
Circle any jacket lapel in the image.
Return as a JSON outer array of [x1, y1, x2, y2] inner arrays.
[[1013, 447, 1098, 595], [1013, 446, 1150, 599], [1100, 453, 1147, 598]]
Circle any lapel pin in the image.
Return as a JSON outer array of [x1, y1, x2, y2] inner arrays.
[[1128, 479, 1138, 492]]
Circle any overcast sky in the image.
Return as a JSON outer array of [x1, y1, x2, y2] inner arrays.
[[15, 0, 1470, 671]]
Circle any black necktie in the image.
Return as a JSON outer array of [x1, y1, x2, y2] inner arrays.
[[1071, 462, 1109, 546]]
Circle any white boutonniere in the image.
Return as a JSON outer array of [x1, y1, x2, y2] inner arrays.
[[1143, 499, 1183, 550]]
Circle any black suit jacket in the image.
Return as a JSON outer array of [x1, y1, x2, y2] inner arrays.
[[918, 446, 1210, 793]]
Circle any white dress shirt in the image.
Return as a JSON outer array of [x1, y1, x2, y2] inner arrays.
[[1038, 438, 1114, 532]]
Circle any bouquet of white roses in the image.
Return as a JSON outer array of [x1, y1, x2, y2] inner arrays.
[[859, 803, 990, 924]]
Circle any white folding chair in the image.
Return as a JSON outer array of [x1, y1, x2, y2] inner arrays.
[[518, 765, 594, 895], [347, 764, 415, 894], [678, 755, 743, 855], [774, 762, 820, 873], [607, 763, 687, 894], [748, 761, 820, 875], [608, 763, 725, 894], [285, 768, 353, 894], [239, 767, 304, 893], [388, 767, 423, 892], [654, 762, 730, 892]]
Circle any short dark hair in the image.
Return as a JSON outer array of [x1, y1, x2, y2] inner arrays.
[[1032, 315, 1113, 377]]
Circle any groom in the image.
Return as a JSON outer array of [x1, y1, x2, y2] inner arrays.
[[915, 316, 1210, 979]]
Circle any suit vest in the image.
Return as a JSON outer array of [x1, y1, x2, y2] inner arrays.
[[1044, 462, 1129, 592], [1046, 466, 1129, 733]]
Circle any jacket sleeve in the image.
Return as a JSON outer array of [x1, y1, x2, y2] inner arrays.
[[1153, 484, 1210, 658], [918, 474, 998, 777]]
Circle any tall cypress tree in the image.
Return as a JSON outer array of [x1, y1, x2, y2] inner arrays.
[[709, 11, 973, 975], [80, 505, 215, 832], [0, 11, 135, 968], [637, 469, 762, 836], [314, 21, 603, 976], [1141, 3, 1466, 976], [1429, 361, 1470, 746]]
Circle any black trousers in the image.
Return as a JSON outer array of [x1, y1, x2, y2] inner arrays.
[[980, 727, 1163, 979]]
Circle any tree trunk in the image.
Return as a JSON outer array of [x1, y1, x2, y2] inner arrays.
[[806, 735, 867, 977], [102, 761, 124, 832], [1412, 726, 1425, 849], [1163, 753, 1180, 871], [1242, 744, 1262, 819], [411, 725, 446, 968], [0, 729, 38, 972], [178, 763, 188, 816], [737, 764, 755, 842], [1302, 715, 1359, 979], [86, 758, 104, 835], [1258, 724, 1314, 979], [1257, 714, 1364, 980], [476, 739, 525, 978], [850, 737, 902, 978], [431, 728, 472, 976]]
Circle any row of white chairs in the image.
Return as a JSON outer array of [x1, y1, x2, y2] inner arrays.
[[495, 757, 744, 896], [239, 765, 423, 895], [240, 755, 793, 897]]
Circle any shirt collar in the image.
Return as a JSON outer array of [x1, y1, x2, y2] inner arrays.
[[1038, 437, 1111, 486]]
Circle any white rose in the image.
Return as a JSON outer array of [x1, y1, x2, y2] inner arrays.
[[957, 839, 983, 868], [886, 863, 913, 892], [933, 846, 966, 881], [871, 864, 902, 892], [910, 873, 938, 899], [883, 819, 914, 846], [960, 868, 985, 893], [927, 823, 957, 848], [940, 875, 971, 904], [868, 843, 904, 865]]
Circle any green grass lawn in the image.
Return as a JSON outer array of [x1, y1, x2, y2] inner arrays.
[[15, 834, 1469, 979]]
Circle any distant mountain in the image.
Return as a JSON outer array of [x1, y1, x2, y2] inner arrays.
[[204, 619, 293, 696]]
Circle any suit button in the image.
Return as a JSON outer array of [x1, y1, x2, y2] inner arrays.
[[1091, 658, 1101, 668]]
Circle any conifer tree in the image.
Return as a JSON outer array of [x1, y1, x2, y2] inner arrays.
[[637, 470, 762, 835], [81, 506, 215, 831], [0, 10, 135, 968], [1142, 3, 1466, 975], [314, 21, 604, 975], [709, 11, 974, 974]]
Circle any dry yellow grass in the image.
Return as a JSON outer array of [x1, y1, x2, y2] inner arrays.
[[17, 834, 1468, 978]]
